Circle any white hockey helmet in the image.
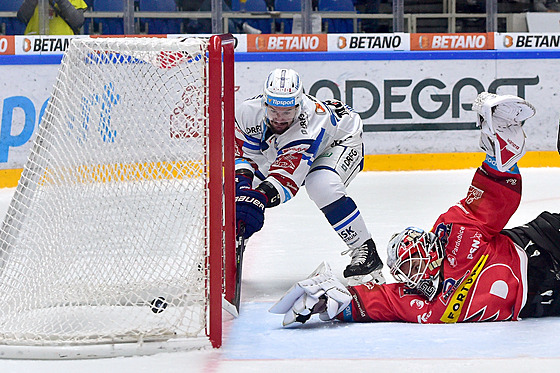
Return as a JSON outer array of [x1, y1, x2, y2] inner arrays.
[[263, 68, 303, 108], [387, 227, 444, 301]]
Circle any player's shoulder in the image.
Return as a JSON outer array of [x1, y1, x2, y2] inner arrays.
[[241, 94, 262, 104], [300, 94, 329, 116], [304, 95, 353, 111]]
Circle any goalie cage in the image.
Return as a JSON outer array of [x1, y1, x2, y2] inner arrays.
[[0, 35, 236, 359]]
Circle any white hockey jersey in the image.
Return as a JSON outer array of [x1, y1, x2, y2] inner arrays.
[[235, 94, 363, 205]]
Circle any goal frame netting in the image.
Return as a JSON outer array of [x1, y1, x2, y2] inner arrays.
[[0, 34, 236, 359]]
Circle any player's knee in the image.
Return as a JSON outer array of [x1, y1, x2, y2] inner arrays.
[[305, 170, 346, 208]]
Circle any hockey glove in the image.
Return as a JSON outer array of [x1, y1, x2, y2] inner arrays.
[[235, 173, 253, 192], [235, 176, 267, 240], [472, 92, 536, 172], [269, 262, 352, 326]]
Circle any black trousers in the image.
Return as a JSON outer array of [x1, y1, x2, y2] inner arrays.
[[502, 211, 560, 318]]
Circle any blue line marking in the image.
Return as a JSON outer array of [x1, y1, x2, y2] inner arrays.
[[235, 50, 560, 62], [4, 50, 560, 66]]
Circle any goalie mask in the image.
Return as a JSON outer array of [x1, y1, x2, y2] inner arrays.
[[262, 68, 303, 134], [387, 227, 444, 301]]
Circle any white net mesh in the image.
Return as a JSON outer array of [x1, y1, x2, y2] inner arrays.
[[0, 37, 214, 350]]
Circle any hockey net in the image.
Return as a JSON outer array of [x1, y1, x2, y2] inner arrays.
[[0, 35, 235, 359]]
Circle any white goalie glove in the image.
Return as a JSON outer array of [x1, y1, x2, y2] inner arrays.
[[472, 92, 536, 172], [269, 262, 352, 326]]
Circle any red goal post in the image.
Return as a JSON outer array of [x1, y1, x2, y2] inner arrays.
[[208, 33, 236, 349]]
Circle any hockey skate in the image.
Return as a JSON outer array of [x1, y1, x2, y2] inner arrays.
[[342, 238, 385, 286]]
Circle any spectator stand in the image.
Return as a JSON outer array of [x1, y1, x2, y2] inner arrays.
[[0, 0, 543, 36], [318, 0, 356, 33], [231, 0, 272, 34], [87, 0, 126, 35], [138, 0, 182, 34], [0, 0, 26, 35]]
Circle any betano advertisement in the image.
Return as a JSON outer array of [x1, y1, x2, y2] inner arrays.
[[0, 33, 491, 54], [5, 32, 560, 54], [1, 32, 559, 187]]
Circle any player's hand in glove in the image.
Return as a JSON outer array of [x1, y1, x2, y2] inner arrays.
[[269, 262, 352, 326], [472, 92, 535, 172], [235, 173, 268, 239]]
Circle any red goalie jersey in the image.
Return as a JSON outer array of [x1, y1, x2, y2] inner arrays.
[[339, 162, 528, 323]]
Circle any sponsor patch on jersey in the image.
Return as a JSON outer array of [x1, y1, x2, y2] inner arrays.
[[447, 254, 457, 268], [272, 152, 300, 173], [440, 254, 488, 323], [315, 103, 326, 114], [352, 293, 367, 318], [246, 125, 261, 136], [467, 231, 483, 259], [466, 185, 484, 204], [410, 299, 426, 310], [418, 310, 432, 323], [317, 151, 333, 158], [439, 273, 468, 305], [434, 222, 452, 247]]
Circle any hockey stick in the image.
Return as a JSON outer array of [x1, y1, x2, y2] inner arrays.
[[149, 228, 246, 317], [233, 224, 247, 314]]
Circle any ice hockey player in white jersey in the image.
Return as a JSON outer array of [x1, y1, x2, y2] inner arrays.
[[234, 68, 384, 285]]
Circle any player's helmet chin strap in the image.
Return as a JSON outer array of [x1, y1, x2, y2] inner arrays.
[[387, 227, 444, 301]]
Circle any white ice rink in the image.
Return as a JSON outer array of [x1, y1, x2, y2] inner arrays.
[[0, 167, 559, 373]]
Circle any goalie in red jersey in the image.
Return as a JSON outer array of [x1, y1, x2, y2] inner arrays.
[[270, 92, 560, 326]]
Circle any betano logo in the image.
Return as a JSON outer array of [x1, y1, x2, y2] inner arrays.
[[248, 34, 327, 52], [503, 35, 514, 48], [23, 38, 32, 52], [338, 37, 347, 49], [412, 33, 493, 50], [22, 37, 70, 53], [337, 35, 402, 50], [502, 34, 560, 48]]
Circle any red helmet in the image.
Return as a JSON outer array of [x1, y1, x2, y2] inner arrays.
[[387, 227, 444, 301]]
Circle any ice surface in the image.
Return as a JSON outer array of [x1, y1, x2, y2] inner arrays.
[[0, 167, 559, 372]]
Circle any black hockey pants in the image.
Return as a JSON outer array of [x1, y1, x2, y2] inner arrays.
[[502, 211, 560, 318]]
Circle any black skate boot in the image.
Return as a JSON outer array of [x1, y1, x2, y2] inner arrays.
[[342, 238, 385, 286]]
